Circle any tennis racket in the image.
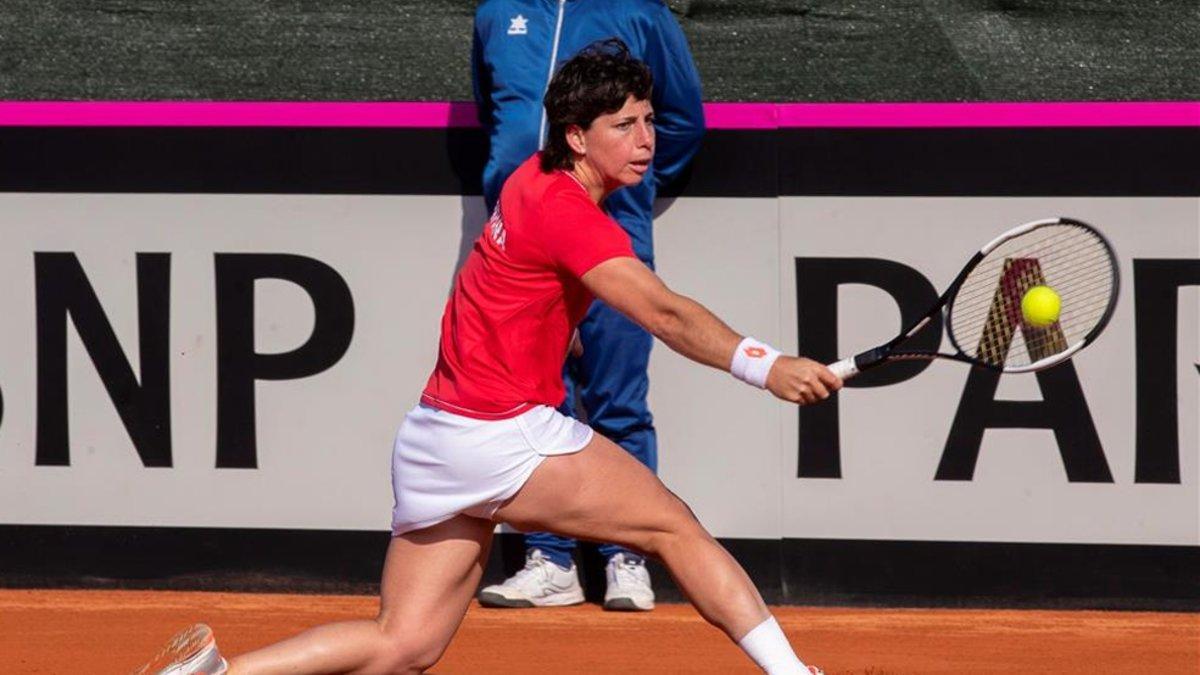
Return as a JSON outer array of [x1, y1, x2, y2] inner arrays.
[[827, 217, 1119, 381]]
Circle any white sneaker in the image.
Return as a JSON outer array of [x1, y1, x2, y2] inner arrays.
[[133, 623, 228, 675], [477, 549, 585, 608], [603, 552, 655, 611]]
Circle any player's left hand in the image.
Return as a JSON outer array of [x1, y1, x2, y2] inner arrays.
[[765, 356, 843, 405]]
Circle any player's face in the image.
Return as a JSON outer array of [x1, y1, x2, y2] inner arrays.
[[580, 95, 655, 189]]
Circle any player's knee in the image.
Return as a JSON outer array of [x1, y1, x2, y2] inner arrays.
[[640, 503, 706, 558]]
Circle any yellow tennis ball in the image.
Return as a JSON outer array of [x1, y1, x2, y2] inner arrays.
[[1021, 285, 1061, 327]]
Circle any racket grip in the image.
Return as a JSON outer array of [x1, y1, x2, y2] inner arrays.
[[827, 357, 859, 381]]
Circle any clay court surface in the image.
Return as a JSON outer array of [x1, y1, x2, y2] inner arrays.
[[2, 589, 1196, 674]]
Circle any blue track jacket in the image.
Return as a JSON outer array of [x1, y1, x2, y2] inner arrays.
[[472, 0, 705, 262]]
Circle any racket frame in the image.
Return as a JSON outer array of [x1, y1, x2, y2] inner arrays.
[[827, 217, 1120, 380]]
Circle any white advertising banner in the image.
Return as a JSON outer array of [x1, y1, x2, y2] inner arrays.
[[775, 197, 1198, 545], [0, 194, 1195, 546], [0, 194, 464, 530]]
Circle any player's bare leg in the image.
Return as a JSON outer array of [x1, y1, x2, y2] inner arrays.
[[494, 433, 769, 642], [494, 434, 818, 673], [225, 513, 494, 674]]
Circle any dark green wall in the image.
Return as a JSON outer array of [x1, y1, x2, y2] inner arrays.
[[1, 0, 1197, 101]]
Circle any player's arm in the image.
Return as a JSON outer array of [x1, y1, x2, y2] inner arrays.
[[581, 257, 841, 404]]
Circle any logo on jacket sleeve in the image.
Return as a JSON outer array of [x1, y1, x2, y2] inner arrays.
[[507, 14, 528, 35]]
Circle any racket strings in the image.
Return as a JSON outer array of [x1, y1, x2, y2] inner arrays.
[[953, 234, 1113, 317], [955, 270, 1113, 329], [951, 238, 1112, 307], [972, 270, 1111, 364], [952, 245, 1111, 306], [947, 224, 1116, 368], [951, 260, 1114, 325], [968, 242, 1111, 366]]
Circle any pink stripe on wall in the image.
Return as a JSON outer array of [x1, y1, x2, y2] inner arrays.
[[771, 102, 1200, 128], [0, 102, 481, 128], [700, 102, 777, 129], [0, 101, 1195, 128]]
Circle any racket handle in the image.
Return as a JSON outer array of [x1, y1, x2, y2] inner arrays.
[[827, 357, 859, 381]]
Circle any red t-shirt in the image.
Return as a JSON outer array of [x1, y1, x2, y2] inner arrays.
[[421, 154, 636, 419]]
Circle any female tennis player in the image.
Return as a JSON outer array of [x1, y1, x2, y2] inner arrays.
[[138, 39, 837, 675]]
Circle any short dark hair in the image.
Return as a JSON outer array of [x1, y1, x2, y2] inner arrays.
[[541, 38, 653, 172]]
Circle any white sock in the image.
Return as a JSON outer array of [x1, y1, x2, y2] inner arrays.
[[737, 616, 810, 674]]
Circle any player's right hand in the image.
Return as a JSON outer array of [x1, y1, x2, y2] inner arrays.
[[765, 356, 843, 405]]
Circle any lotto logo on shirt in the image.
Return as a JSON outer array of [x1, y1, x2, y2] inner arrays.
[[488, 209, 507, 251]]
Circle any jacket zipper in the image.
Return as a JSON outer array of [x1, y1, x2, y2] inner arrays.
[[538, 0, 567, 149]]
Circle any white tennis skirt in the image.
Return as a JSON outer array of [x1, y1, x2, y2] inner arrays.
[[390, 403, 594, 535]]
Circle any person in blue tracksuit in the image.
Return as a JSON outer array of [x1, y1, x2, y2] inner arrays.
[[472, 1, 704, 611]]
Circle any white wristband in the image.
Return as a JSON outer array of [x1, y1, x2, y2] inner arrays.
[[730, 337, 782, 389]]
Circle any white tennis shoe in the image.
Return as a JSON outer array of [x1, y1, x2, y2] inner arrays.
[[603, 552, 655, 611], [478, 549, 585, 608], [133, 623, 228, 675]]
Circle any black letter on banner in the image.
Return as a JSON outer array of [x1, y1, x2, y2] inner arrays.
[[35, 252, 172, 466], [795, 258, 941, 478], [937, 363, 1112, 482], [215, 254, 355, 469], [1134, 259, 1199, 484]]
